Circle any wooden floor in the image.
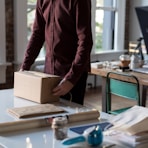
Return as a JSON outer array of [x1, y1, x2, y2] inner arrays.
[[84, 86, 148, 112]]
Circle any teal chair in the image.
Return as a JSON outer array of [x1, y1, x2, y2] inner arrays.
[[106, 71, 141, 115]]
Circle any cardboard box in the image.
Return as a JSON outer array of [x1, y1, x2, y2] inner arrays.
[[14, 71, 61, 103]]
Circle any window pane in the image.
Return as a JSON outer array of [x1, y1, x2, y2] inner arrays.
[[96, 0, 103, 7], [95, 0, 115, 52], [96, 0, 114, 7], [27, 0, 45, 59], [27, 10, 35, 40], [28, 0, 36, 4], [95, 9, 104, 51], [27, 0, 36, 39]]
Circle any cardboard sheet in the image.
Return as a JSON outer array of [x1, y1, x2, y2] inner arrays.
[[7, 104, 65, 118]]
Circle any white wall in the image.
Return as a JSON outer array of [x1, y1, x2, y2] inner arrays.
[[129, 0, 148, 41]]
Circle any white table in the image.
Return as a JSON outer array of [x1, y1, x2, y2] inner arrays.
[[0, 89, 125, 148]]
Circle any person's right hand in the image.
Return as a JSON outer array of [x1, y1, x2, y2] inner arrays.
[[52, 79, 73, 96]]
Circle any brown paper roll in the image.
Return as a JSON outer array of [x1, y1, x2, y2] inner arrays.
[[68, 110, 100, 123], [0, 118, 50, 134], [0, 110, 100, 134]]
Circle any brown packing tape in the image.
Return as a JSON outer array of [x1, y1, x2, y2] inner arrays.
[[0, 110, 100, 134]]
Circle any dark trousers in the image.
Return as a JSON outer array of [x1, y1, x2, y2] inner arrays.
[[61, 72, 88, 105]]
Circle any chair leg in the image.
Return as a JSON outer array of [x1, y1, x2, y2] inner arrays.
[[107, 94, 111, 113], [141, 85, 147, 106]]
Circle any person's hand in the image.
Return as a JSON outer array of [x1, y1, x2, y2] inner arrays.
[[52, 79, 74, 96], [19, 69, 23, 71]]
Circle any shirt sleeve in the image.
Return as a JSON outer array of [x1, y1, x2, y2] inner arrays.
[[64, 0, 93, 84]]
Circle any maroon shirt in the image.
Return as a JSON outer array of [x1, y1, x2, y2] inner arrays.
[[21, 0, 93, 85]]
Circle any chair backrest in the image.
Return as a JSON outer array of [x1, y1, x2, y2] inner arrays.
[[106, 72, 141, 114]]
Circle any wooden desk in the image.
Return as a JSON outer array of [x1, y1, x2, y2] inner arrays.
[[91, 66, 148, 112]]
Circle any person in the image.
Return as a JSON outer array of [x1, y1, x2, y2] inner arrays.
[[20, 0, 93, 105]]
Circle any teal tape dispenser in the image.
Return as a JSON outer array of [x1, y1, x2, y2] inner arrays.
[[61, 125, 103, 146]]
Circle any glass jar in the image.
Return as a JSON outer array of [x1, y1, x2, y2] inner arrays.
[[119, 54, 131, 67], [51, 116, 68, 140]]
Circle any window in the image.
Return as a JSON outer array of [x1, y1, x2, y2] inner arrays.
[[91, 0, 126, 53], [14, 0, 126, 63], [93, 0, 116, 52]]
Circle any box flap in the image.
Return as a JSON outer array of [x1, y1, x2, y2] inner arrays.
[[18, 71, 60, 78]]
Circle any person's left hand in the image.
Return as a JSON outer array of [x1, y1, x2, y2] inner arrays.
[[52, 79, 74, 96]]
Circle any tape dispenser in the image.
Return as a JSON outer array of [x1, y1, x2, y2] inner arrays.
[[61, 125, 103, 146]]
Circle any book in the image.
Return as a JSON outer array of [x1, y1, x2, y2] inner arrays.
[[112, 131, 148, 143], [104, 106, 148, 148], [106, 130, 148, 148], [108, 105, 148, 135], [119, 138, 148, 148], [124, 131, 148, 143]]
